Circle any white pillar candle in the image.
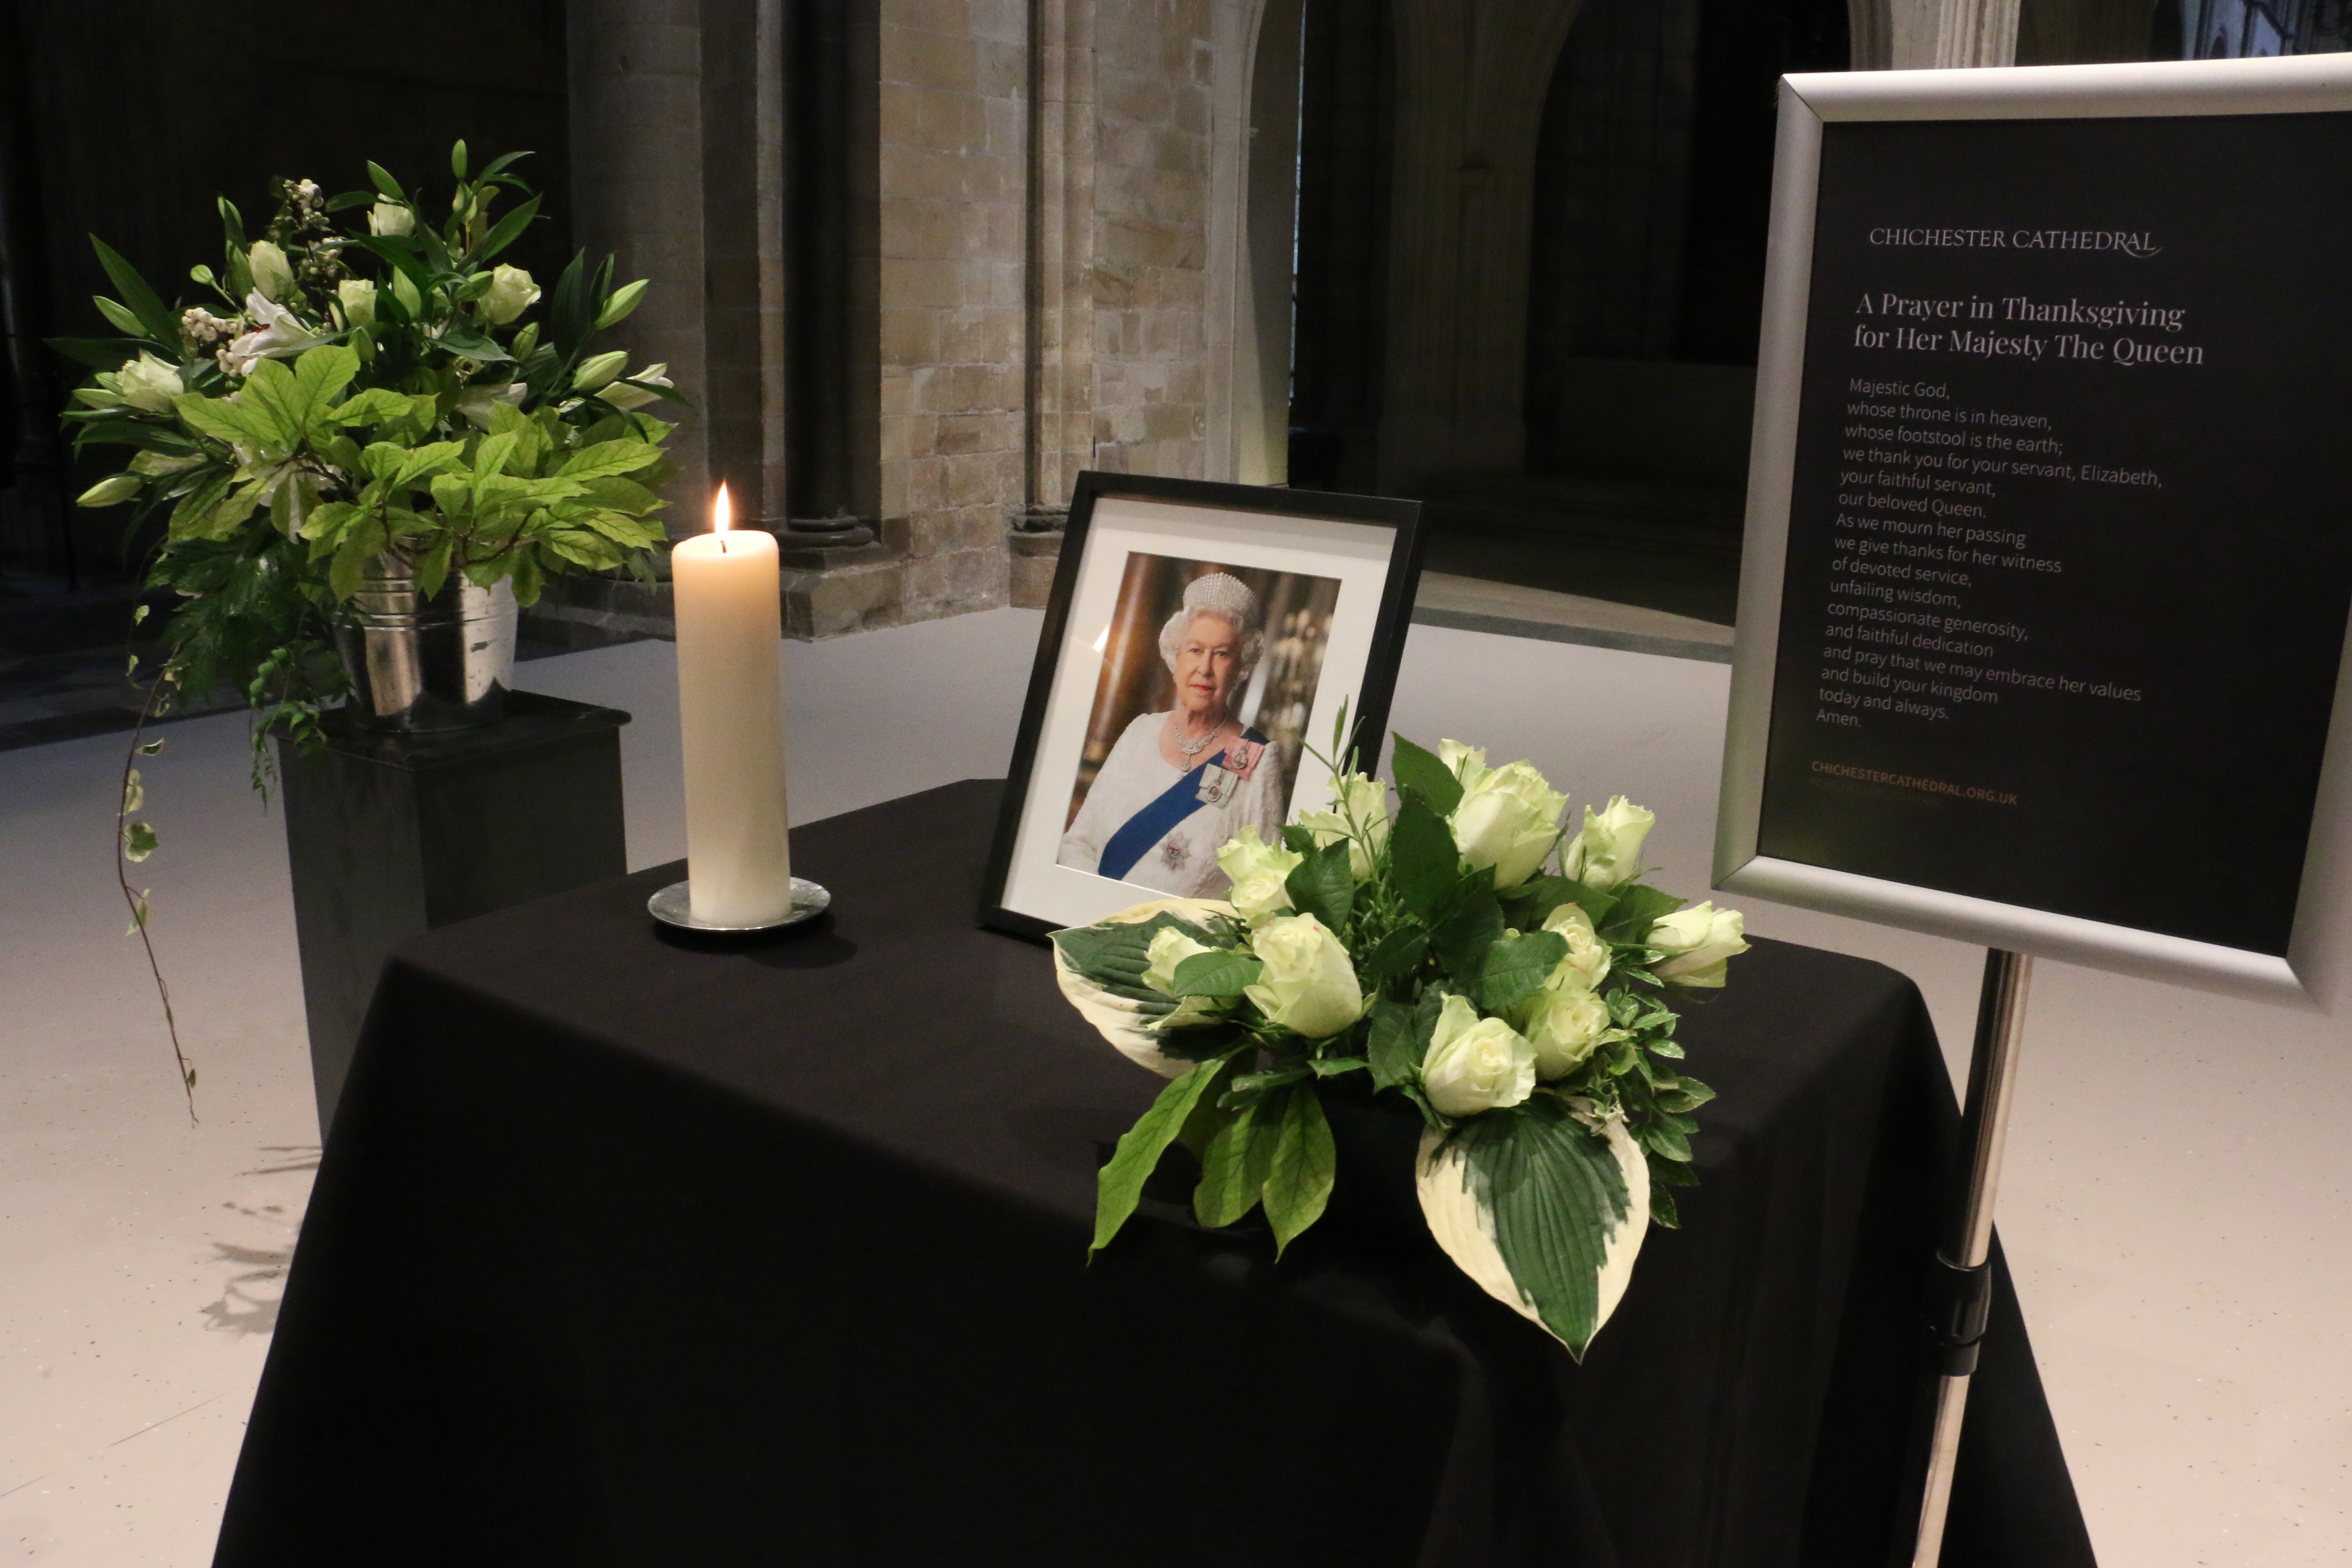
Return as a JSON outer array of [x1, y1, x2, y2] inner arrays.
[[671, 485, 793, 924]]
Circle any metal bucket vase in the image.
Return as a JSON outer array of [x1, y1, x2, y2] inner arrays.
[[334, 554, 518, 732]]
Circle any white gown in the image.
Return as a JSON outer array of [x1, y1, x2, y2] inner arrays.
[[1058, 713, 1286, 898]]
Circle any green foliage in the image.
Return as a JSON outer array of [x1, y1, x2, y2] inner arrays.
[[1388, 733, 1464, 815], [1061, 728, 1743, 1357], [1262, 1086, 1336, 1258], [1282, 837, 1354, 932], [1444, 1094, 1633, 1358], [1091, 1049, 1245, 1257], [50, 144, 679, 757], [1169, 949, 1263, 998]]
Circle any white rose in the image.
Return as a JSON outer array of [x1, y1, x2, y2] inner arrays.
[[1419, 992, 1536, 1118], [1648, 902, 1750, 988], [1295, 772, 1388, 880], [1241, 914, 1365, 1040], [1539, 902, 1611, 992], [1141, 925, 1227, 1029], [115, 352, 184, 413], [337, 278, 377, 327], [479, 263, 540, 326], [1519, 987, 1614, 1079], [1447, 750, 1568, 891], [1142, 926, 1213, 995], [1563, 795, 1655, 891], [1216, 824, 1302, 927], [247, 240, 295, 301], [368, 201, 414, 237]]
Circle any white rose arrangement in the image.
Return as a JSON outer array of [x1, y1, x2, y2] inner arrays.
[[1051, 722, 1748, 1357]]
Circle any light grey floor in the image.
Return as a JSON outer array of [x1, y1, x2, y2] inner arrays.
[[4, 608, 2348, 1564]]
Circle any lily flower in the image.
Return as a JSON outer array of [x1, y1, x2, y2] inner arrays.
[[221, 291, 323, 378]]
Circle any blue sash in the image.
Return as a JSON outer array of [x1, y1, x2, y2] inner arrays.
[[1099, 727, 1270, 881]]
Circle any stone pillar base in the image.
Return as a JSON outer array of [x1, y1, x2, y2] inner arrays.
[[1009, 507, 1067, 609]]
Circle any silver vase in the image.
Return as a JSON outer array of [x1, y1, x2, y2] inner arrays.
[[334, 554, 518, 732]]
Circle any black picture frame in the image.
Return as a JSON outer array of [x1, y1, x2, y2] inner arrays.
[[981, 472, 1424, 941]]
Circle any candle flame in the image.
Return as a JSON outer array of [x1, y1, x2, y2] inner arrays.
[[712, 482, 732, 535]]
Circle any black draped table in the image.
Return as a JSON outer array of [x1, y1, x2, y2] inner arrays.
[[216, 781, 2095, 1567]]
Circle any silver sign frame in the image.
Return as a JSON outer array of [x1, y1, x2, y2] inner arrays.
[[1716, 55, 2352, 1008]]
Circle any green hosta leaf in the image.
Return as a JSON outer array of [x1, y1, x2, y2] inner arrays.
[[1357, 926, 1428, 988], [1599, 883, 1684, 942], [1283, 837, 1354, 934], [1447, 1095, 1633, 1358], [555, 438, 663, 480], [1430, 888, 1504, 989], [1091, 1050, 1243, 1257], [1389, 796, 1461, 920], [1390, 733, 1464, 815], [1051, 911, 1213, 1010], [1479, 929, 1568, 1014], [1169, 949, 1262, 999], [1194, 1090, 1280, 1228], [1262, 1085, 1336, 1258]]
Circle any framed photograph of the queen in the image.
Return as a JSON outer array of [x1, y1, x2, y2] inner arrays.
[[983, 473, 1423, 939]]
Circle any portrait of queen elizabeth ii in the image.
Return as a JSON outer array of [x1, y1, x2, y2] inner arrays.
[[1058, 562, 1336, 898]]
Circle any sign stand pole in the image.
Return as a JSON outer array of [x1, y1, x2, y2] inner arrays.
[[1908, 946, 2034, 1568]]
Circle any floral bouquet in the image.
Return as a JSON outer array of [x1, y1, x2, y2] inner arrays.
[[1051, 727, 1749, 1357], [55, 141, 680, 746]]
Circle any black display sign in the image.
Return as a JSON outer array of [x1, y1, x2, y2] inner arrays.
[[1755, 111, 2352, 957]]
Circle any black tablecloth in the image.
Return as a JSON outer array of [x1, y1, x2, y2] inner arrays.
[[216, 780, 2094, 1567]]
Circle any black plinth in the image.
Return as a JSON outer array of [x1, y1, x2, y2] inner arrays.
[[276, 690, 630, 1130]]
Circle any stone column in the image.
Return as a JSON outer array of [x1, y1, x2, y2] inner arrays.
[[568, 0, 709, 531], [1852, 0, 2020, 70], [1028, 0, 1099, 518]]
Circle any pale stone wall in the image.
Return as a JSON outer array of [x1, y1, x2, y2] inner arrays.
[[1087, 0, 1216, 480], [876, 0, 1029, 622]]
